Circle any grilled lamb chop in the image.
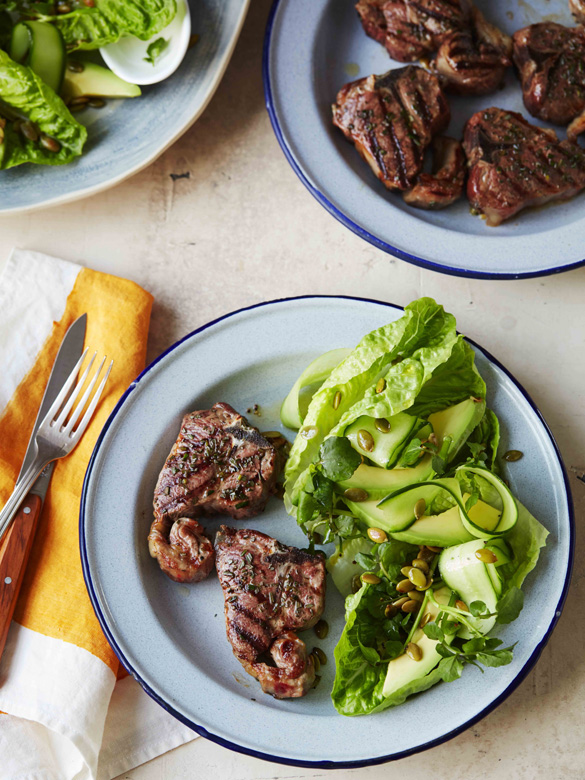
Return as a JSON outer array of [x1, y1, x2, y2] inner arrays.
[[332, 66, 450, 191], [436, 5, 512, 95], [570, 0, 585, 24], [463, 107, 585, 226], [356, 0, 468, 62], [149, 403, 281, 582], [403, 136, 466, 208], [215, 526, 326, 698], [512, 22, 585, 126]]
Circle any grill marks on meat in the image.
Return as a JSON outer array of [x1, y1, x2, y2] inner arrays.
[[215, 526, 326, 698], [403, 136, 465, 208], [149, 403, 280, 582], [513, 22, 585, 129], [463, 107, 585, 226], [332, 66, 450, 191], [436, 6, 512, 95], [356, 0, 468, 62]]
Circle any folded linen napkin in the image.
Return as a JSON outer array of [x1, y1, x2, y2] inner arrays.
[[0, 249, 197, 780]]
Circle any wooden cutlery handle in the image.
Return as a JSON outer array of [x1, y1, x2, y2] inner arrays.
[[0, 494, 42, 662]]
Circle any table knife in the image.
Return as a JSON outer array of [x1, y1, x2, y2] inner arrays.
[[0, 314, 87, 662]]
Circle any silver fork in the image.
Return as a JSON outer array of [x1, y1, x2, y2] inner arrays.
[[0, 349, 113, 543]]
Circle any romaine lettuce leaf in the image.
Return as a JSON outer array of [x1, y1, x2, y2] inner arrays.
[[284, 298, 458, 497], [0, 51, 86, 168], [498, 500, 548, 592]]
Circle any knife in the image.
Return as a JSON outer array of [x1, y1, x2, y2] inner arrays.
[[0, 314, 87, 662]]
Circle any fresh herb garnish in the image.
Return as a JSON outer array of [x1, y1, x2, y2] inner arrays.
[[144, 37, 169, 66], [319, 436, 361, 482]]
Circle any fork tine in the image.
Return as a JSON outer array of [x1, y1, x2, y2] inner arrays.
[[63, 355, 106, 434], [54, 351, 97, 429], [68, 359, 113, 442], [42, 348, 89, 426]]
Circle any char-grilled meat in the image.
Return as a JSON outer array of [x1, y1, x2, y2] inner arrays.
[[403, 136, 465, 208], [463, 107, 585, 226], [356, 0, 468, 62], [332, 66, 450, 191], [513, 22, 585, 127], [149, 403, 281, 582], [215, 526, 326, 698], [436, 5, 512, 95], [570, 0, 585, 24]]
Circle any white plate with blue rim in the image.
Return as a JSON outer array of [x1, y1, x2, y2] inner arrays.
[[263, 1, 585, 279], [0, 0, 249, 215], [80, 296, 573, 767]]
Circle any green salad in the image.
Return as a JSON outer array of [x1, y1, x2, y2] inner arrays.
[[0, 0, 177, 169], [280, 297, 548, 716]]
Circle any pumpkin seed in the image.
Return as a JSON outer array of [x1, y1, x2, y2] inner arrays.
[[362, 572, 381, 585], [314, 619, 329, 639], [392, 597, 409, 608], [67, 61, 85, 73], [312, 674, 322, 689], [397, 579, 412, 593], [385, 603, 398, 618], [419, 612, 432, 628], [401, 565, 412, 577], [351, 574, 362, 593], [475, 548, 498, 564], [300, 426, 318, 439], [428, 432, 438, 446], [504, 450, 523, 462], [311, 651, 321, 673], [407, 590, 424, 602], [406, 642, 422, 661], [415, 576, 433, 592], [375, 377, 386, 394], [418, 546, 436, 563], [313, 647, 327, 665], [414, 499, 426, 520], [408, 567, 427, 589], [411, 558, 429, 573], [374, 418, 391, 433], [367, 527, 387, 544], [402, 599, 421, 613], [88, 98, 106, 109], [21, 121, 38, 142], [262, 430, 283, 438], [344, 487, 368, 502], [455, 600, 469, 612], [333, 390, 342, 409], [427, 545, 442, 553], [357, 429, 374, 452], [40, 135, 61, 153]]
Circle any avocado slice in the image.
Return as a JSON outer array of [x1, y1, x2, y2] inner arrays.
[[345, 412, 421, 469], [456, 465, 518, 539], [392, 505, 475, 547], [338, 455, 434, 500], [61, 61, 141, 101], [428, 397, 486, 461], [382, 586, 453, 698]]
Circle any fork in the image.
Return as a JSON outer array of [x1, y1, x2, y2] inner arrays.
[[0, 349, 113, 544]]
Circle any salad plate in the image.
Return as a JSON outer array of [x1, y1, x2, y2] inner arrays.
[[263, 0, 585, 279], [0, 0, 250, 215], [80, 295, 573, 767]]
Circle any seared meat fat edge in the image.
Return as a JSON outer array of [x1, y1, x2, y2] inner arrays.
[[332, 66, 450, 191], [403, 136, 466, 209], [463, 107, 585, 226], [149, 402, 281, 583], [215, 526, 327, 698]]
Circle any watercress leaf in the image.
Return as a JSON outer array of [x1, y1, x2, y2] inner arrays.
[[438, 655, 464, 682], [312, 471, 334, 508], [496, 586, 524, 624], [436, 642, 455, 658], [355, 552, 376, 570], [476, 649, 514, 668], [399, 438, 423, 467], [423, 622, 444, 642], [297, 489, 318, 527], [378, 539, 419, 567], [432, 454, 447, 476], [469, 600, 488, 617], [383, 640, 404, 660], [442, 620, 461, 636], [336, 513, 359, 538], [320, 436, 361, 482], [461, 637, 486, 654], [484, 637, 503, 650], [465, 488, 480, 512]]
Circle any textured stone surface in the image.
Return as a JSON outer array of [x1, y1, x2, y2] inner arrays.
[[1, 1, 584, 777]]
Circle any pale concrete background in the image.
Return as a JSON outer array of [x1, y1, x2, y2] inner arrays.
[[1, 1, 584, 778]]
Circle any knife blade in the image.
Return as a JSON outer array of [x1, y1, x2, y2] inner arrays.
[[17, 314, 87, 501]]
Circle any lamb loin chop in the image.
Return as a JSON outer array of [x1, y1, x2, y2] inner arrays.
[[149, 403, 281, 583], [513, 22, 585, 133], [403, 136, 466, 209], [570, 0, 585, 24], [463, 107, 585, 226], [332, 66, 450, 191], [215, 526, 326, 698], [436, 5, 512, 95], [355, 0, 468, 62]]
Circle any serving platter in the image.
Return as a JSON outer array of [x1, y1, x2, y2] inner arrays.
[[80, 296, 573, 767], [0, 0, 249, 215], [263, 0, 585, 279]]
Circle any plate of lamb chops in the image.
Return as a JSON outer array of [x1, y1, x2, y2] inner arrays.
[[263, 0, 585, 278], [79, 296, 572, 766]]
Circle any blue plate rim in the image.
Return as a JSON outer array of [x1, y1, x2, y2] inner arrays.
[[261, 0, 585, 281], [79, 294, 575, 769]]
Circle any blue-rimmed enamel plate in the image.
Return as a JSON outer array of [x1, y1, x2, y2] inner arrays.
[[263, 1, 585, 279], [0, 0, 249, 215], [80, 296, 573, 767]]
